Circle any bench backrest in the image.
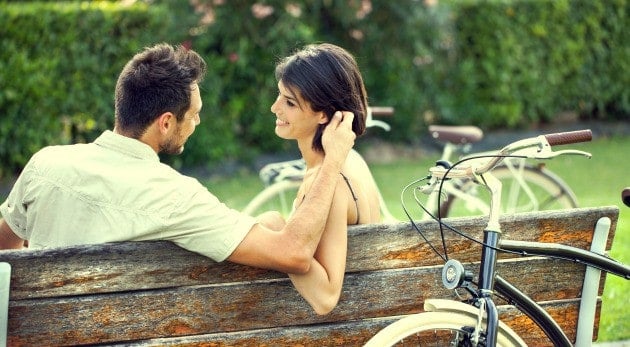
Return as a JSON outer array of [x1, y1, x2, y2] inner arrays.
[[0, 206, 619, 346]]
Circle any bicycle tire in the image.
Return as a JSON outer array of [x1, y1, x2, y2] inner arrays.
[[364, 311, 526, 347], [242, 180, 301, 217], [440, 163, 578, 217]]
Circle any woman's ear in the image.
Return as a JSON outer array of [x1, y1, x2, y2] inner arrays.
[[317, 111, 329, 125]]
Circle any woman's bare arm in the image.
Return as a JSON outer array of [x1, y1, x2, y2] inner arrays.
[[228, 112, 355, 273], [288, 181, 349, 314]]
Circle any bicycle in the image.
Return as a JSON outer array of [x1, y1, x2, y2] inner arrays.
[[364, 129, 630, 346], [421, 125, 578, 219], [244, 121, 580, 222], [242, 106, 397, 221]]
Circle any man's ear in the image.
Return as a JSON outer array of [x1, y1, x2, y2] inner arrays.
[[156, 112, 175, 135]]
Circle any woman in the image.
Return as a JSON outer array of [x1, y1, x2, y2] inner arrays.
[[270, 43, 382, 314]]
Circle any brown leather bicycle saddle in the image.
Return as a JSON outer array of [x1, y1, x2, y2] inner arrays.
[[429, 125, 483, 144]]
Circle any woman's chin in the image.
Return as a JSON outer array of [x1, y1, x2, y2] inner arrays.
[[274, 127, 290, 139]]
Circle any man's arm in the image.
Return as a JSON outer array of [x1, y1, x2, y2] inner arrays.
[[0, 218, 25, 249], [228, 112, 356, 273]]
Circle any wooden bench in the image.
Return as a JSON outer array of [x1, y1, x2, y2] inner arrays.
[[0, 206, 619, 346]]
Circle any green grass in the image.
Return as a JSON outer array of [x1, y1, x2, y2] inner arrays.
[[205, 135, 629, 342]]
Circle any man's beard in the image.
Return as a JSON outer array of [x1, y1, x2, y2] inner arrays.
[[159, 130, 185, 155]]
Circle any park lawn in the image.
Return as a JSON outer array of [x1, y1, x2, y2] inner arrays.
[[206, 135, 629, 342]]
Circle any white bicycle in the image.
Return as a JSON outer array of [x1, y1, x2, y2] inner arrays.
[[244, 120, 579, 222], [421, 125, 578, 220]]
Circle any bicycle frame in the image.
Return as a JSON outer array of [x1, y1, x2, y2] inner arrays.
[[491, 228, 630, 346], [422, 141, 469, 219], [455, 170, 629, 346]]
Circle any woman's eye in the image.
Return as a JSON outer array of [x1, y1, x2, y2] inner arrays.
[[286, 100, 296, 107]]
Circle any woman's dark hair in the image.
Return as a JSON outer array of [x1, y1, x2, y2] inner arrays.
[[275, 43, 368, 152], [114, 43, 207, 138]]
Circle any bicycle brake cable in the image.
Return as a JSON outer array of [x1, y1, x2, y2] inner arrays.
[[402, 154, 533, 265], [400, 177, 448, 262], [431, 154, 529, 255]]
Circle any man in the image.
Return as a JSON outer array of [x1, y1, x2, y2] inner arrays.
[[0, 43, 356, 274]]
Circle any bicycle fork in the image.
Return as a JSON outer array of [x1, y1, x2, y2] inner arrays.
[[442, 228, 501, 347], [478, 228, 501, 346], [449, 172, 503, 346]]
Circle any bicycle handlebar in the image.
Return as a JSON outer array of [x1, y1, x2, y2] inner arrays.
[[368, 106, 395, 117], [421, 129, 594, 232], [545, 129, 592, 146], [425, 129, 593, 181], [366, 106, 394, 131]]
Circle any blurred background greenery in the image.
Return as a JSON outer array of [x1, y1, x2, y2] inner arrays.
[[1, 0, 628, 178]]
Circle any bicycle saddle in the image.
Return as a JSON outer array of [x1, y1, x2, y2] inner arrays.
[[259, 159, 306, 185], [622, 187, 630, 207], [429, 125, 483, 144]]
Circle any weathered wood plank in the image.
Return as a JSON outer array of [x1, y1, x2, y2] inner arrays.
[[0, 206, 617, 300], [8, 257, 592, 346], [98, 300, 592, 347], [1, 206, 618, 346]]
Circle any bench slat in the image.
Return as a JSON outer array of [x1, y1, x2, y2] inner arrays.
[[9, 257, 593, 346], [82, 301, 592, 347], [0, 206, 618, 346], [0, 206, 618, 300]]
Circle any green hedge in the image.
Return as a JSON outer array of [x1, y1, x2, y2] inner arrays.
[[0, 1, 175, 177], [184, 0, 628, 162], [445, 0, 629, 127], [1, 0, 627, 177]]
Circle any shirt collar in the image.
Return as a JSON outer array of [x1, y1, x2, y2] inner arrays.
[[94, 130, 160, 162]]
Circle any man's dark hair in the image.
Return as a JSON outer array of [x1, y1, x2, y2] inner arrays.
[[114, 43, 207, 138], [275, 43, 368, 152]]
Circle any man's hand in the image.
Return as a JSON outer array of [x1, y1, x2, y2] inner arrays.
[[322, 111, 356, 167]]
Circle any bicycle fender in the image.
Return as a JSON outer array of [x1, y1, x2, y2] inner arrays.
[[424, 299, 528, 346]]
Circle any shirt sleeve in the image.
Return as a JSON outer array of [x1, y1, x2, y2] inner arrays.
[[162, 182, 257, 262], [0, 158, 38, 240]]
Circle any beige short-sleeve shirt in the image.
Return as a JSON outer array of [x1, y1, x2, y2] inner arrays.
[[0, 130, 256, 261]]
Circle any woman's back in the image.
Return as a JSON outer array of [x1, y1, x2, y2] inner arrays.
[[341, 149, 381, 225]]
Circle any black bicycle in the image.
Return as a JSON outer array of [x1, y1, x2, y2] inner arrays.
[[365, 130, 630, 346]]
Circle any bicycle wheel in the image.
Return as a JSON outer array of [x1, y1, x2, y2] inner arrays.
[[242, 180, 301, 217], [441, 161, 578, 217], [364, 311, 526, 347]]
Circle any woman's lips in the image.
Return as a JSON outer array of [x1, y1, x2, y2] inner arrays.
[[276, 118, 289, 126]]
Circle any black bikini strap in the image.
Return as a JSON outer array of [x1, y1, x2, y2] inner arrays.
[[340, 172, 360, 225]]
